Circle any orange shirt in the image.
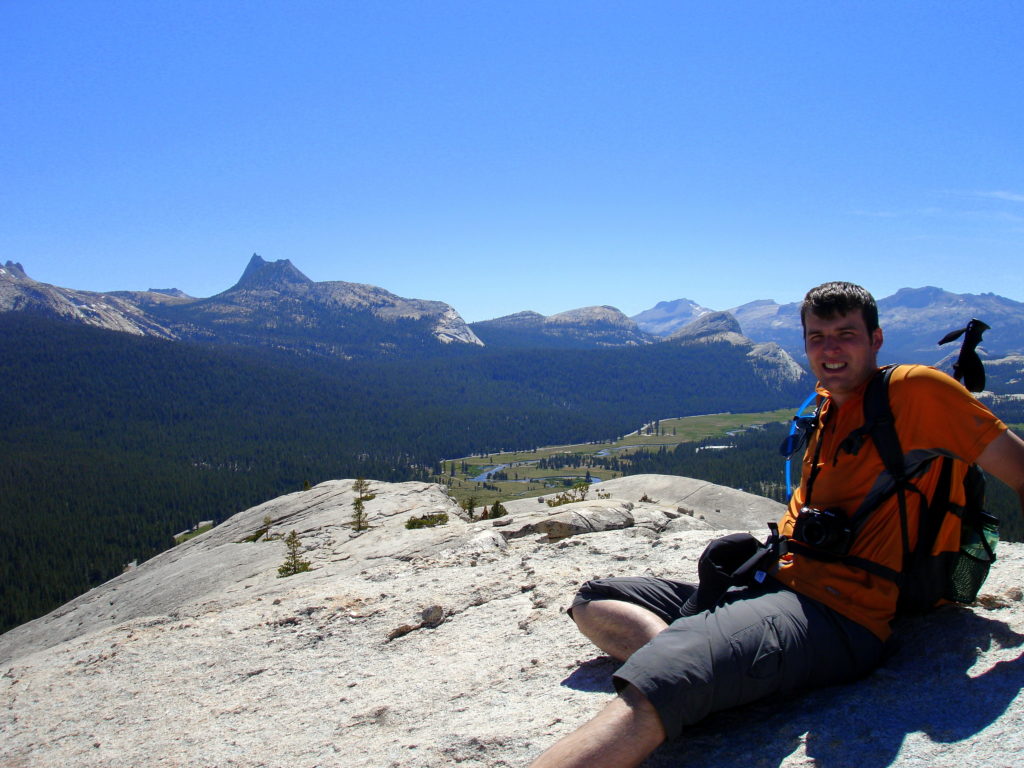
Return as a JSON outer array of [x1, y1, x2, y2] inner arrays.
[[774, 365, 1006, 641]]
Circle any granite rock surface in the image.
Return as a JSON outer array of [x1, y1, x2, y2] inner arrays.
[[3, 474, 1023, 767]]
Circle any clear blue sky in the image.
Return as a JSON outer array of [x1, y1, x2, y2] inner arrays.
[[3, 2, 1022, 322]]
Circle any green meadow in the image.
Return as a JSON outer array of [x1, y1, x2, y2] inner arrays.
[[438, 408, 794, 512]]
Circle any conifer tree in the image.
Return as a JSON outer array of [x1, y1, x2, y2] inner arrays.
[[352, 496, 369, 531], [351, 477, 373, 531], [277, 530, 311, 577]]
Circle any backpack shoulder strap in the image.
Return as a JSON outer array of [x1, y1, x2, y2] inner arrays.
[[838, 365, 905, 479], [864, 365, 904, 479], [843, 365, 921, 555]]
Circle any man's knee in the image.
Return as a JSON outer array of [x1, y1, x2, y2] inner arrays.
[[569, 599, 668, 662], [570, 598, 624, 635], [616, 683, 667, 749], [571, 598, 665, 631]]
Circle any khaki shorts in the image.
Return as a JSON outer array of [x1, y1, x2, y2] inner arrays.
[[571, 577, 883, 740]]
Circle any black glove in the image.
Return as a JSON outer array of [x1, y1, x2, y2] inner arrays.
[[680, 533, 763, 616]]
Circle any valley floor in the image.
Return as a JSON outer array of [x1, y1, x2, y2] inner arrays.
[[438, 408, 793, 510]]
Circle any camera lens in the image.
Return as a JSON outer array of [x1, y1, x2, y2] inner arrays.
[[802, 518, 827, 547]]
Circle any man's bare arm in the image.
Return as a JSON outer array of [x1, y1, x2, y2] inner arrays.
[[977, 429, 1024, 513]]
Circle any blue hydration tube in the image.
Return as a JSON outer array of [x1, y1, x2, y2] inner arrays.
[[785, 391, 820, 500]]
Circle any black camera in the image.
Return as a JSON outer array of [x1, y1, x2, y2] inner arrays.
[[793, 507, 852, 555]]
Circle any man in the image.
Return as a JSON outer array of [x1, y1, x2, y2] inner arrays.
[[530, 281, 1024, 768]]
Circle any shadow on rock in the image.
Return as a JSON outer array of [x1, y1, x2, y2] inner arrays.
[[561, 656, 619, 694]]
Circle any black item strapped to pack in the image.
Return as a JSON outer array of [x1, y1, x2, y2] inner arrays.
[[680, 524, 786, 617], [939, 318, 990, 393]]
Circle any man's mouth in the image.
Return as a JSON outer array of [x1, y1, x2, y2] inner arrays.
[[823, 362, 846, 371]]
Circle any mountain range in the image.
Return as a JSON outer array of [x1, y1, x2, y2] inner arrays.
[[6, 256, 1024, 371], [1, 254, 811, 394], [6, 254, 1024, 407], [0, 255, 482, 360], [634, 288, 1024, 364]]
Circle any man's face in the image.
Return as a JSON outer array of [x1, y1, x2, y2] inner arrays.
[[803, 309, 883, 404]]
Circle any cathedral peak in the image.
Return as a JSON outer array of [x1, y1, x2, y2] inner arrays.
[[232, 253, 313, 291]]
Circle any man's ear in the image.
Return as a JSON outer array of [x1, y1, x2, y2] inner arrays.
[[871, 327, 883, 352]]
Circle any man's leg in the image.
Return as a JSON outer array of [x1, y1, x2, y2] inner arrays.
[[571, 599, 669, 661], [529, 683, 666, 768]]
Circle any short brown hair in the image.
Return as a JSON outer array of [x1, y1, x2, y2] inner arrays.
[[800, 281, 879, 334]]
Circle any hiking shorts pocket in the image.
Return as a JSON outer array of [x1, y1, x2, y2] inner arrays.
[[732, 615, 783, 680]]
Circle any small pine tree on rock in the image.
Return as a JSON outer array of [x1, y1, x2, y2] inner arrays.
[[278, 530, 311, 578], [350, 477, 375, 532], [352, 496, 369, 531]]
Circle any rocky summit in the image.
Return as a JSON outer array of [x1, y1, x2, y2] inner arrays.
[[470, 305, 655, 348], [0, 261, 182, 339], [631, 298, 712, 337], [3, 475, 1023, 767], [0, 255, 482, 359]]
